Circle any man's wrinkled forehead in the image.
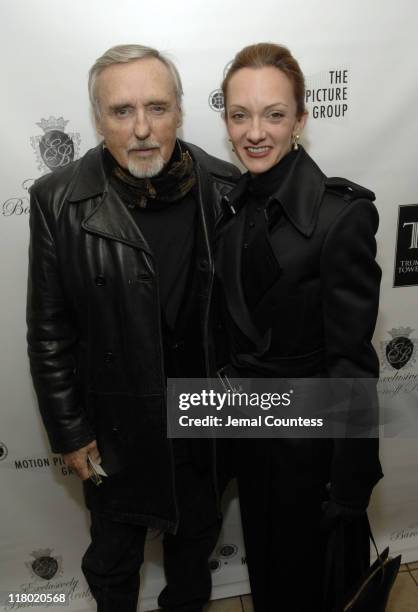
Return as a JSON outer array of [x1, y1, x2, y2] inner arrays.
[[96, 57, 179, 110]]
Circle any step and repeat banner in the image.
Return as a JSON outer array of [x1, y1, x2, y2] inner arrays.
[[1, 1, 417, 610]]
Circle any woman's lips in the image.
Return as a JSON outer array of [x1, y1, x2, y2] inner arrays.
[[244, 146, 271, 158]]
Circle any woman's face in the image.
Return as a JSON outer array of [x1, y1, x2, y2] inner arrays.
[[225, 66, 306, 174]]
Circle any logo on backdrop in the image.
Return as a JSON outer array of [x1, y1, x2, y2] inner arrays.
[[380, 327, 417, 372], [13, 454, 74, 477], [208, 89, 224, 112], [209, 62, 351, 121], [209, 543, 239, 573], [10, 549, 94, 605], [305, 67, 350, 120], [2, 116, 81, 218], [393, 204, 418, 287], [25, 549, 63, 581], [0, 441, 8, 461], [390, 523, 418, 542], [208, 59, 234, 113], [30, 116, 81, 173]]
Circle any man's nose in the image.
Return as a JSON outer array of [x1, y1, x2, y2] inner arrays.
[[133, 111, 151, 140], [247, 118, 266, 143]]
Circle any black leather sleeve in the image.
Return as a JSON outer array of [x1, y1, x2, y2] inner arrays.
[[26, 189, 94, 453]]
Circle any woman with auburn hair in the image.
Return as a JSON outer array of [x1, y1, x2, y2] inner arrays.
[[216, 43, 382, 611]]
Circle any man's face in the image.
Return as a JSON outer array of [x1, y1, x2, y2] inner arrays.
[[95, 57, 181, 178]]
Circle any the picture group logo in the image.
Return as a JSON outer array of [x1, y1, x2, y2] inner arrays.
[[25, 549, 63, 581], [380, 327, 418, 372], [394, 204, 418, 287], [0, 441, 8, 461], [305, 67, 350, 120], [30, 116, 81, 174]]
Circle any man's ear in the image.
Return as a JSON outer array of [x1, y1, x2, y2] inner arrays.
[[177, 109, 183, 128], [95, 115, 104, 136]]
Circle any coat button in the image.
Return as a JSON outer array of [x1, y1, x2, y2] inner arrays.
[[198, 259, 209, 270], [103, 352, 114, 365], [95, 275, 106, 286], [249, 221, 255, 228]]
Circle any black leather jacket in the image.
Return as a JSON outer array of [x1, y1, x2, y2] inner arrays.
[[27, 141, 239, 531]]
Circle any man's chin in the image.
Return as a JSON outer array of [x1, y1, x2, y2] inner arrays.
[[127, 155, 166, 179]]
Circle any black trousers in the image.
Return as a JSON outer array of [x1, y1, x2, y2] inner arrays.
[[235, 439, 369, 612], [82, 461, 221, 612]]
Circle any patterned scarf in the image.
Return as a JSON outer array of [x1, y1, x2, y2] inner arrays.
[[109, 141, 196, 209]]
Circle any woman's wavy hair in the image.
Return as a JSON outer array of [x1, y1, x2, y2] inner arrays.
[[221, 42, 306, 118]]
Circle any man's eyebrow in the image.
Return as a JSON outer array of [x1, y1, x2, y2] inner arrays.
[[109, 103, 133, 111], [145, 99, 172, 107]]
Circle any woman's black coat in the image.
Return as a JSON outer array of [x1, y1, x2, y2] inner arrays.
[[216, 146, 383, 505]]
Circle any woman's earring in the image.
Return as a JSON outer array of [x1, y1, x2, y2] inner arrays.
[[228, 138, 236, 153], [292, 133, 300, 151]]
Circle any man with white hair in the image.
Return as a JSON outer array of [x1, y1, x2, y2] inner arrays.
[[27, 44, 239, 611]]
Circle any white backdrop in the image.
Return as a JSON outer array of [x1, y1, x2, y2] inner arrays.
[[1, 1, 418, 610]]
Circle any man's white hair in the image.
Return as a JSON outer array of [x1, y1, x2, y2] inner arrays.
[[88, 44, 183, 118]]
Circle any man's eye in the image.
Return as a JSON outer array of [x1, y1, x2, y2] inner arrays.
[[149, 105, 166, 114], [115, 107, 131, 117]]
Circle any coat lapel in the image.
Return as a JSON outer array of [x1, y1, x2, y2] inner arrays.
[[67, 145, 152, 254], [216, 207, 270, 349]]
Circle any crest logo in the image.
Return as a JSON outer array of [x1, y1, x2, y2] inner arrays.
[[219, 544, 238, 558], [30, 116, 81, 173], [208, 89, 224, 112], [380, 327, 417, 371], [25, 549, 63, 581], [209, 558, 221, 572], [0, 441, 8, 461]]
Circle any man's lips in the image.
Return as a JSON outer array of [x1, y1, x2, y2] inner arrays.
[[244, 146, 271, 158], [129, 147, 159, 158]]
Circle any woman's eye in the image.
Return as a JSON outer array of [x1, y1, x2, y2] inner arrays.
[[231, 112, 245, 121], [268, 111, 284, 120]]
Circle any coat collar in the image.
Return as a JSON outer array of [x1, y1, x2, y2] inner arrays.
[[66, 141, 220, 256], [224, 146, 326, 238]]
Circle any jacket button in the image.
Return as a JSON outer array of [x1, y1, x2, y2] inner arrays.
[[103, 352, 114, 365], [95, 275, 106, 286], [249, 221, 255, 228], [198, 259, 209, 270]]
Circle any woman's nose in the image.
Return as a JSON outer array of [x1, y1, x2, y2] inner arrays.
[[246, 118, 266, 143]]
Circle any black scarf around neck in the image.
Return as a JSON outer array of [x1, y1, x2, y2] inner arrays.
[[105, 141, 196, 209]]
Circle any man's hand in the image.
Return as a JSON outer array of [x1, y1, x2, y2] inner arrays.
[[63, 440, 101, 480]]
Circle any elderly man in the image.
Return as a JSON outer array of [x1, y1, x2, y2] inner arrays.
[[27, 44, 239, 612]]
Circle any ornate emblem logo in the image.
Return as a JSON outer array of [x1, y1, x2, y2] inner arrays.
[[208, 89, 224, 112], [0, 441, 8, 461], [25, 549, 63, 581], [30, 116, 81, 173], [219, 544, 238, 558], [209, 558, 221, 572], [380, 327, 418, 371]]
